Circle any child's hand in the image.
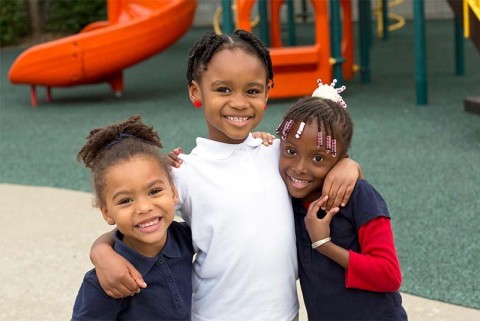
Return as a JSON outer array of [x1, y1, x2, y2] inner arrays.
[[252, 131, 275, 146], [322, 158, 360, 210], [95, 250, 147, 298], [304, 196, 339, 243], [168, 147, 184, 168]]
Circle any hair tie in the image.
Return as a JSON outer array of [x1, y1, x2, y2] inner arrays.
[[311, 79, 347, 108], [105, 133, 153, 150]]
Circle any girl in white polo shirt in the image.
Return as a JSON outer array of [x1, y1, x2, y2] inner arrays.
[[90, 30, 362, 321]]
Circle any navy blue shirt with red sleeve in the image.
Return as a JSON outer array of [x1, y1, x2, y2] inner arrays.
[[72, 221, 194, 321], [293, 179, 408, 320]]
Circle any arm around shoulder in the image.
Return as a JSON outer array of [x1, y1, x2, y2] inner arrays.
[[90, 229, 147, 298], [323, 157, 363, 209]]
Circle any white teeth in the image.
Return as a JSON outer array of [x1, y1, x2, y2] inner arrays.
[[226, 116, 249, 123], [137, 217, 160, 228], [290, 176, 309, 185]]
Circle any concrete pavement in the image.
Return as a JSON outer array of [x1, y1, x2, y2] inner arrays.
[[1, 184, 478, 320]]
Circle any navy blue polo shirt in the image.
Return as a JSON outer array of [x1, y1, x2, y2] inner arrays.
[[293, 179, 407, 320], [72, 221, 194, 321]]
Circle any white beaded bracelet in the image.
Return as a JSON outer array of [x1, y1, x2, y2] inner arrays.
[[311, 237, 331, 249]]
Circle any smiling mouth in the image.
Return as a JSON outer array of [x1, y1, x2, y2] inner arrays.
[[225, 116, 251, 123], [288, 175, 310, 188], [136, 217, 161, 228]]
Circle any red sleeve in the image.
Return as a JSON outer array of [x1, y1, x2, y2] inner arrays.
[[345, 216, 402, 292]]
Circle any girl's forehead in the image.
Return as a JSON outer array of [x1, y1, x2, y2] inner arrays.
[[200, 49, 267, 83], [208, 48, 264, 70]]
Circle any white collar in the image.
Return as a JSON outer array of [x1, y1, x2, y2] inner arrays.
[[191, 133, 263, 160]]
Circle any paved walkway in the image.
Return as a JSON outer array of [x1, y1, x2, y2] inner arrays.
[[1, 184, 479, 320]]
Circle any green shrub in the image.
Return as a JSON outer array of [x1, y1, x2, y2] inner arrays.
[[0, 0, 30, 46], [0, 0, 107, 47], [44, 0, 107, 33]]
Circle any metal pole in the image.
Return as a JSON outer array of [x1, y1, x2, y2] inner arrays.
[[330, 0, 344, 84], [414, 0, 427, 105], [287, 0, 296, 46], [381, 0, 389, 40], [258, 0, 270, 46], [222, 0, 234, 34], [358, 0, 371, 83], [454, 16, 465, 76]]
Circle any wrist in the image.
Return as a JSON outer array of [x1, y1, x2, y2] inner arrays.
[[311, 236, 331, 249]]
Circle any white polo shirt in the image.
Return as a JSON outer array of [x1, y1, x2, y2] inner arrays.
[[173, 134, 299, 321]]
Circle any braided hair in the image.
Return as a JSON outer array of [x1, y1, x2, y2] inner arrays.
[[77, 115, 169, 206], [186, 29, 274, 87], [276, 97, 354, 157]]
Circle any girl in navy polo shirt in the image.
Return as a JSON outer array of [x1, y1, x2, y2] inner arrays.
[[72, 116, 193, 320], [276, 80, 408, 320]]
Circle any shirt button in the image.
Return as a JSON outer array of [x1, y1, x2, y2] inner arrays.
[[168, 275, 173, 282], [158, 259, 164, 265], [175, 294, 180, 301]]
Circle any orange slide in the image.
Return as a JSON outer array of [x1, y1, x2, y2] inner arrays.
[[236, 0, 354, 99], [8, 0, 197, 106]]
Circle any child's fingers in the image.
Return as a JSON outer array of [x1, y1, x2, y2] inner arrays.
[[260, 133, 274, 146], [307, 195, 328, 218], [167, 148, 184, 168], [130, 268, 147, 289], [340, 184, 354, 207], [323, 207, 340, 224], [106, 280, 139, 298], [329, 185, 346, 209], [252, 132, 275, 146], [321, 184, 333, 210]]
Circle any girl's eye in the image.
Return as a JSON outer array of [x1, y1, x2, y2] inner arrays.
[[286, 148, 296, 156], [247, 89, 260, 95], [118, 198, 132, 205], [149, 188, 162, 196], [216, 87, 231, 93], [312, 155, 324, 162]]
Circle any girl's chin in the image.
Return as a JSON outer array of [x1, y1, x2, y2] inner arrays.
[[288, 190, 309, 200]]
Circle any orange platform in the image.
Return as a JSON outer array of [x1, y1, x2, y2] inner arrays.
[[236, 0, 355, 99], [8, 0, 197, 106]]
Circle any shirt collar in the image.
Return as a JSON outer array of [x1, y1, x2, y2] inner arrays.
[[114, 229, 181, 276], [191, 133, 263, 160]]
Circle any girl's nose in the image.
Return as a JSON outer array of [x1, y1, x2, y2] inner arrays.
[[136, 198, 153, 214], [230, 95, 249, 110], [292, 159, 307, 174]]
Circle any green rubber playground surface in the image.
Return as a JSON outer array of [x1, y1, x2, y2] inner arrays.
[[1, 21, 479, 309]]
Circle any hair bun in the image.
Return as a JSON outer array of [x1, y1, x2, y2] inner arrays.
[[311, 79, 347, 109]]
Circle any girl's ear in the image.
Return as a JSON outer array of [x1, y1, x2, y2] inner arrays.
[[265, 80, 271, 101], [169, 180, 179, 206], [100, 206, 116, 225], [188, 80, 201, 103]]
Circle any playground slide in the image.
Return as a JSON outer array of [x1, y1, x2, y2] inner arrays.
[[8, 0, 197, 106], [236, 0, 354, 99]]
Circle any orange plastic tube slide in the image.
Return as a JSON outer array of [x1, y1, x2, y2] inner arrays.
[[9, 0, 197, 106]]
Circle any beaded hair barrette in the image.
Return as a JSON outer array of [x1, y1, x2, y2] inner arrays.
[[311, 79, 347, 109]]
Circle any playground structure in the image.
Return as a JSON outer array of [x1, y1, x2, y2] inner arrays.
[[8, 0, 197, 106], [232, 0, 356, 99], [7, 0, 479, 107]]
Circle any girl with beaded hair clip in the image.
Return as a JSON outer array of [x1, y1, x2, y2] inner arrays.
[[72, 115, 194, 320], [277, 80, 408, 321], [89, 30, 362, 321]]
